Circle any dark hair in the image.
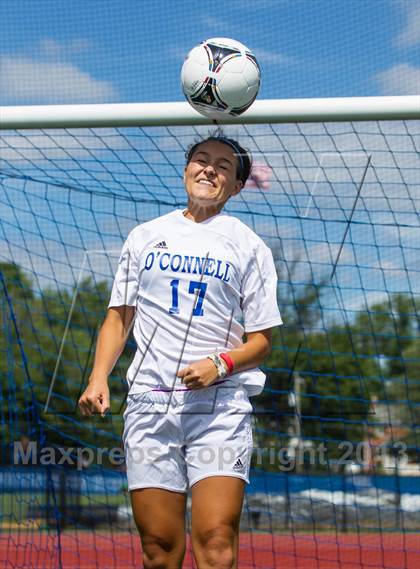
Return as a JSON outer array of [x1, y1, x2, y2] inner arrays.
[[185, 131, 252, 185]]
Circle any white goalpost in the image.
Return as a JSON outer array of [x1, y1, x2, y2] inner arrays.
[[1, 95, 419, 128]]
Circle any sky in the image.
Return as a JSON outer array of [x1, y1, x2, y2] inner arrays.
[[0, 0, 419, 105]]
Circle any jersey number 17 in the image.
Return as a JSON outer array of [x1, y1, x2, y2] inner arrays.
[[169, 279, 207, 316]]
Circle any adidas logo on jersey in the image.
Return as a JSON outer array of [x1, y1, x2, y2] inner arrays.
[[153, 240, 168, 249], [233, 457, 245, 471]]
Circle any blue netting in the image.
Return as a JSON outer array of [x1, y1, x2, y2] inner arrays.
[[1, 122, 419, 567]]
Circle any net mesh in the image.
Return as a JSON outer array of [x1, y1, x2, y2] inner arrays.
[[0, 121, 419, 568]]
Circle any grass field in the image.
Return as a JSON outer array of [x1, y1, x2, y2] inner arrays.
[[1, 531, 419, 568]]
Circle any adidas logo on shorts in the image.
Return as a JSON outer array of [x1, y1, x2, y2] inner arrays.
[[233, 457, 245, 471], [153, 240, 168, 249]]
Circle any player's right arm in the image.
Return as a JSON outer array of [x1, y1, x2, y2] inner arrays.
[[78, 305, 134, 416]]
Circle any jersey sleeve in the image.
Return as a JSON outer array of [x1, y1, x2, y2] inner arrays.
[[240, 241, 282, 333], [108, 233, 140, 308]]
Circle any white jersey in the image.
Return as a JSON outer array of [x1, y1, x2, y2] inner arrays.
[[109, 209, 282, 396]]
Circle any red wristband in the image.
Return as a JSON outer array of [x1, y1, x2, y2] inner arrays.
[[219, 353, 234, 375]]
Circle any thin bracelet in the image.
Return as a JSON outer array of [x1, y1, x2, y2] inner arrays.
[[219, 352, 234, 374]]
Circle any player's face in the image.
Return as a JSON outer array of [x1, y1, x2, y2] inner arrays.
[[184, 141, 243, 206]]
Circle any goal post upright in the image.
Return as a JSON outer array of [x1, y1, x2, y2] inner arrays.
[[1, 95, 419, 129]]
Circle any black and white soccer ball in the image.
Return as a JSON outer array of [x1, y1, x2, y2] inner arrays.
[[181, 37, 260, 120]]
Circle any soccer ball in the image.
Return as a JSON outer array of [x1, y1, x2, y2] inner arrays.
[[181, 37, 260, 120]]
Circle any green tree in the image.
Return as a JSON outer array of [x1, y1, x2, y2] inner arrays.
[[0, 262, 131, 462], [255, 247, 329, 463], [352, 294, 419, 375]]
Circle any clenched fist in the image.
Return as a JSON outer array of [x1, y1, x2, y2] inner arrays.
[[78, 379, 110, 417]]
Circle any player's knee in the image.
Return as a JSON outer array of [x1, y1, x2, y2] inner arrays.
[[198, 525, 236, 568], [142, 549, 178, 569], [142, 534, 183, 569]]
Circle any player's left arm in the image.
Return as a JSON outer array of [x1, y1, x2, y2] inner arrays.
[[179, 239, 280, 389], [224, 328, 272, 371], [177, 328, 272, 389]]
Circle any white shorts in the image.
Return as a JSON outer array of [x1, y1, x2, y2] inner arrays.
[[123, 384, 253, 493]]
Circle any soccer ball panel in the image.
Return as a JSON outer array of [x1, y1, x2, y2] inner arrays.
[[220, 55, 247, 74], [243, 59, 261, 88], [216, 73, 250, 107], [188, 45, 210, 65], [181, 52, 209, 96], [181, 37, 260, 119]]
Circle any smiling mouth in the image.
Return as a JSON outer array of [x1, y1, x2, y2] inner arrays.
[[196, 179, 215, 187]]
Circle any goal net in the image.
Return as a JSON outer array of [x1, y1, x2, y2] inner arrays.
[[1, 100, 419, 568]]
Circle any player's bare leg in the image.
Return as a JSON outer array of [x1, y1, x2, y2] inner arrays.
[[130, 488, 187, 569], [190, 476, 245, 569]]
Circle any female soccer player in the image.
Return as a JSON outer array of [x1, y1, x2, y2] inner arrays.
[[79, 134, 282, 569]]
